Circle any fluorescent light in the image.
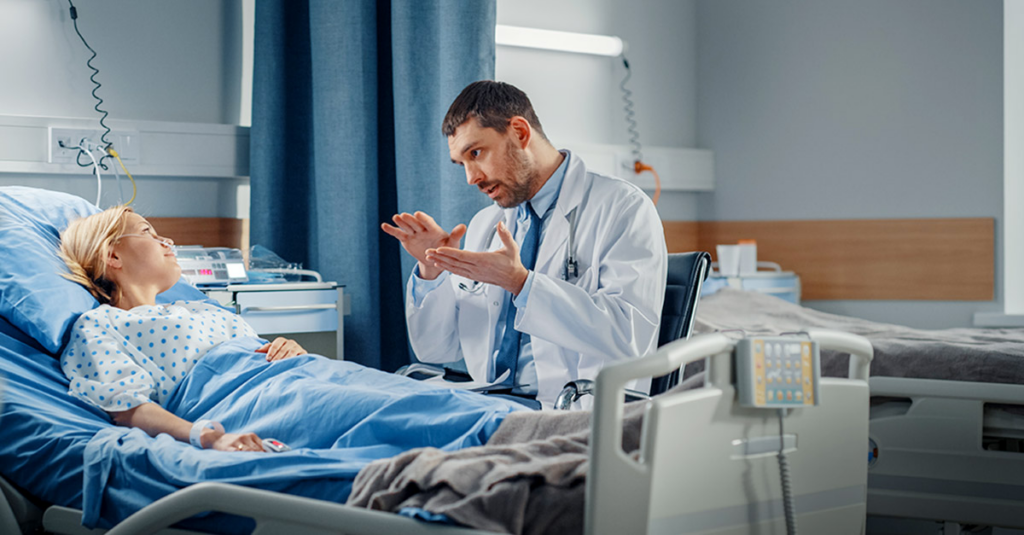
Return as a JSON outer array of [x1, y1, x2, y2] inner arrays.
[[495, 25, 624, 57]]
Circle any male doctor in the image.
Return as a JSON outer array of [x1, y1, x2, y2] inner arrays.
[[382, 81, 667, 408]]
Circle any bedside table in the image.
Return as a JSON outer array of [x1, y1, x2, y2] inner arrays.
[[201, 282, 346, 359]]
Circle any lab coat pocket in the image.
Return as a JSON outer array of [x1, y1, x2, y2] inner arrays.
[[456, 278, 491, 316], [574, 266, 597, 292], [454, 275, 486, 295]]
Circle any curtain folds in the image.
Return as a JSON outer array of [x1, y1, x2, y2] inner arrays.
[[251, 0, 495, 371]]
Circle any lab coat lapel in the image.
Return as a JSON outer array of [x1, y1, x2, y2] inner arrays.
[[535, 151, 587, 276]]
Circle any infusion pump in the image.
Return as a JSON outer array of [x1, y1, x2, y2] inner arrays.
[[174, 246, 248, 286]]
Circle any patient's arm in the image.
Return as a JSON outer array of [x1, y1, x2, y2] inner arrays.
[[110, 403, 265, 452]]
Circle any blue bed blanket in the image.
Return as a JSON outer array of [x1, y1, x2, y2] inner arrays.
[[70, 338, 520, 529]]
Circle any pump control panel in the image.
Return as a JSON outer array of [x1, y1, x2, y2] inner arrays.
[[736, 337, 820, 408]]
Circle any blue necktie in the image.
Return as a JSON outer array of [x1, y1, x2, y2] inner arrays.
[[494, 203, 541, 385]]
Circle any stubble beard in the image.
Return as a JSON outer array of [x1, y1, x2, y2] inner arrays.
[[495, 142, 538, 209]]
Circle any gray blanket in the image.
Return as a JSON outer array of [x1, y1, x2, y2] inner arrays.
[[348, 289, 1024, 534], [346, 395, 658, 534], [695, 288, 1024, 384]]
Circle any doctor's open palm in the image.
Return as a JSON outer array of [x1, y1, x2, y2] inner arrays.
[[381, 211, 466, 280]]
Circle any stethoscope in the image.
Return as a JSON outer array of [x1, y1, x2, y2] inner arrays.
[[458, 207, 580, 294]]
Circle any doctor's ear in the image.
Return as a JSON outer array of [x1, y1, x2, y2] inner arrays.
[[507, 116, 531, 149]]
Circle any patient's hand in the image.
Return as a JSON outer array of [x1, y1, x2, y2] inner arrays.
[[256, 337, 307, 362], [207, 430, 265, 452]]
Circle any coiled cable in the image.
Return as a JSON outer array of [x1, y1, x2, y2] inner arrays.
[[68, 0, 112, 170], [778, 408, 797, 535], [621, 56, 642, 164], [619, 55, 661, 205]]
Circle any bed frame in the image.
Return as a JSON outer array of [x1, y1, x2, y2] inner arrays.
[[1, 330, 873, 535], [867, 377, 1024, 530]]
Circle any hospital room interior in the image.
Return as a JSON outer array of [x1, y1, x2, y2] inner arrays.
[[1, 0, 1022, 534]]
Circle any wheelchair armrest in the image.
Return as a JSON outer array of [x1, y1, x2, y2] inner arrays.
[[624, 389, 651, 402], [554, 379, 649, 410], [395, 363, 445, 378]]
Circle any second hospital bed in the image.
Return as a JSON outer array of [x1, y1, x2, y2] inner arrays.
[[694, 287, 1024, 531]]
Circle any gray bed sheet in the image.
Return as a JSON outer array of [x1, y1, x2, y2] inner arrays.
[[694, 288, 1024, 385]]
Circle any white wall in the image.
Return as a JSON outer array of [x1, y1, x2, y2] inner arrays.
[[1003, 1, 1024, 315], [695, 0, 1003, 328], [496, 0, 702, 220], [0, 0, 246, 217]]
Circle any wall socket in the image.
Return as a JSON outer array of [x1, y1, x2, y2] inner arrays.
[[48, 127, 140, 164]]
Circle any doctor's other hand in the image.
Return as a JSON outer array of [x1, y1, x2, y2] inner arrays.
[[256, 337, 307, 362], [426, 221, 529, 296], [381, 211, 467, 280], [207, 430, 266, 452]]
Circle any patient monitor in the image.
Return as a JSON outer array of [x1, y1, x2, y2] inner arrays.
[[173, 246, 248, 286]]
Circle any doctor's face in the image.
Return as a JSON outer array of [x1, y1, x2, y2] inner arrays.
[[448, 117, 539, 208]]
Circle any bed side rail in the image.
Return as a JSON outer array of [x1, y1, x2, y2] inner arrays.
[[104, 482, 494, 535], [804, 328, 873, 381], [0, 474, 43, 535], [590, 330, 873, 474], [586, 329, 873, 535]]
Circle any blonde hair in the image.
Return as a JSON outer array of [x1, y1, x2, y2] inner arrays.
[[59, 206, 135, 305]]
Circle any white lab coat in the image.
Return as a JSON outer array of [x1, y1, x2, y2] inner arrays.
[[406, 151, 667, 407]]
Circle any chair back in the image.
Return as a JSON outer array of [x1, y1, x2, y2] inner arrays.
[[649, 251, 710, 395]]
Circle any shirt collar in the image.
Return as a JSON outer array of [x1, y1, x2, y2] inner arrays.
[[521, 150, 568, 221]]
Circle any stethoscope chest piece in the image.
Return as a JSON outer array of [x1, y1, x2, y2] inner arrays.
[[563, 207, 580, 281]]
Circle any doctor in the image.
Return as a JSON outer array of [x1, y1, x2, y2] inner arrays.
[[382, 81, 667, 408]]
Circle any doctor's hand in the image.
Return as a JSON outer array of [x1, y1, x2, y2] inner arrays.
[[426, 221, 530, 296], [257, 337, 307, 362], [381, 211, 467, 280]]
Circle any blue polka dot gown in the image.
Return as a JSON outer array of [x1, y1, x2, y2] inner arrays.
[[61, 301, 258, 412]]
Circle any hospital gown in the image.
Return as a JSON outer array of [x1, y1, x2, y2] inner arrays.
[[61, 301, 257, 411]]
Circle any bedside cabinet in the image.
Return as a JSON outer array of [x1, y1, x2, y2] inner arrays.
[[201, 282, 345, 359]]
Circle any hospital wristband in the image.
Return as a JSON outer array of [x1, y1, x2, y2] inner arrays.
[[189, 419, 224, 449]]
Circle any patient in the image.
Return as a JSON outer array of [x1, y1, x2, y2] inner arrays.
[[59, 206, 309, 453], [56, 206, 652, 533]]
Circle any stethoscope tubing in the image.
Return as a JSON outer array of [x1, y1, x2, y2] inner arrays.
[[458, 206, 580, 293]]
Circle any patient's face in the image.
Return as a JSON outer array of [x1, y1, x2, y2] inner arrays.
[[109, 213, 180, 293]]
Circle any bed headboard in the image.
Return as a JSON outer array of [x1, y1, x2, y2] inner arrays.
[[148, 216, 994, 302], [148, 217, 248, 251], [663, 218, 994, 301]]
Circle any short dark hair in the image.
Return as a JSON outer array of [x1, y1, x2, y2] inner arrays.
[[442, 80, 547, 140]]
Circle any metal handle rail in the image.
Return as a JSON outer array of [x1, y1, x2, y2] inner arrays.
[[244, 304, 337, 313], [103, 481, 494, 535]]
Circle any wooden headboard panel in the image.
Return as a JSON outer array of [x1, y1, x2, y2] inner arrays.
[[149, 216, 994, 301], [664, 218, 994, 301], [149, 218, 248, 251]]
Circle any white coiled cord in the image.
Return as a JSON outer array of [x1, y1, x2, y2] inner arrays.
[[75, 142, 102, 206]]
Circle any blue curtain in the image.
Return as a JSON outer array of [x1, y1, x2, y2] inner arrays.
[[251, 0, 494, 371]]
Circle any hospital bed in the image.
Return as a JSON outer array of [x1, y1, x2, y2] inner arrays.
[[0, 186, 874, 533], [1, 320, 874, 534], [694, 287, 1024, 532]]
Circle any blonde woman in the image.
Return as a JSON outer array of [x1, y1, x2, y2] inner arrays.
[[59, 206, 306, 452]]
